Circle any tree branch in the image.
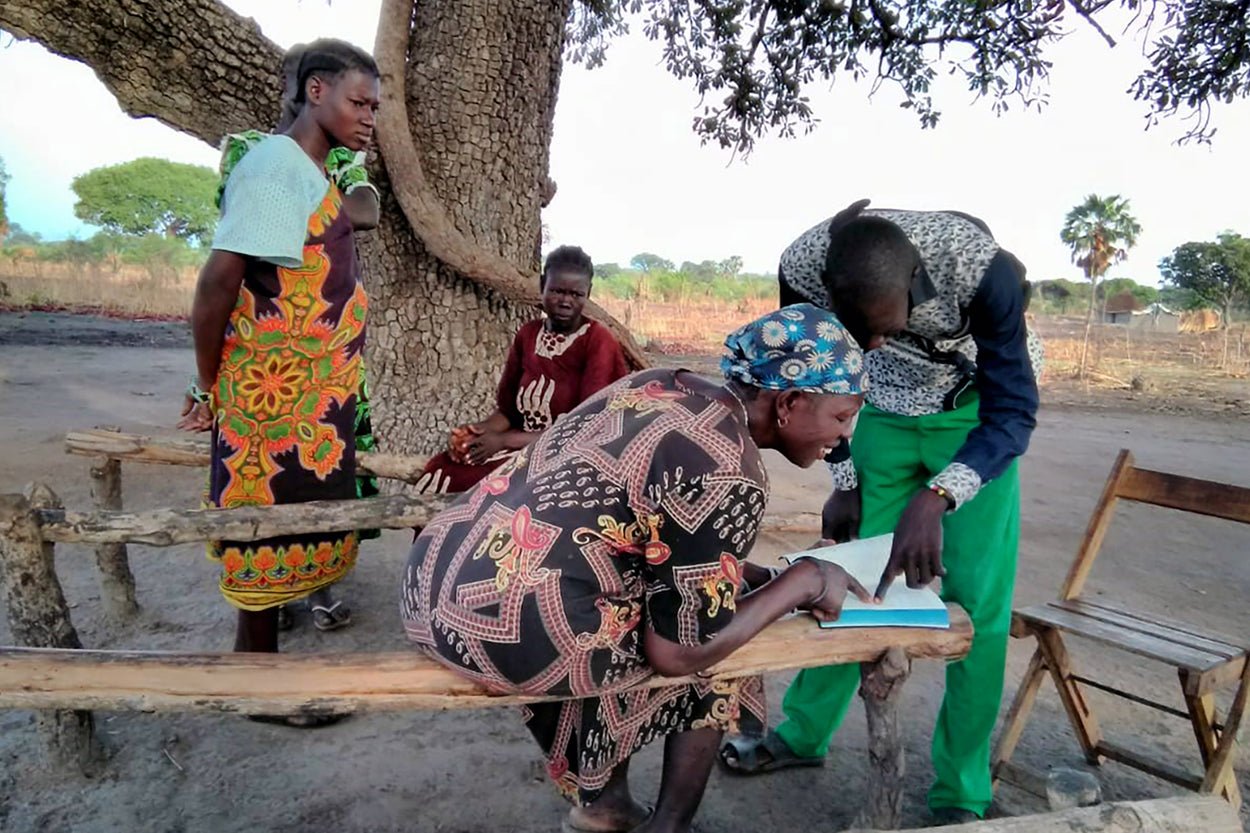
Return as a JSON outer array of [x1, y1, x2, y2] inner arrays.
[[0, 0, 282, 146]]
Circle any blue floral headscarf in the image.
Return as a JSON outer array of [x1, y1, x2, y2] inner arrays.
[[720, 304, 868, 395]]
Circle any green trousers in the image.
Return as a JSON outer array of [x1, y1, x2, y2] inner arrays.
[[774, 399, 1020, 816]]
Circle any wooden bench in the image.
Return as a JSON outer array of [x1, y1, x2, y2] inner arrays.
[[1, 459, 970, 829], [992, 449, 1250, 808]]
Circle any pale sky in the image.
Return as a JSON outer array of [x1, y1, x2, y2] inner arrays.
[[2, 0, 1248, 284]]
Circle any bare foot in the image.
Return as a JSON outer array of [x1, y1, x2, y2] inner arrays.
[[565, 798, 651, 832]]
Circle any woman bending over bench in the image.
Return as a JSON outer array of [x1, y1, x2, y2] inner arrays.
[[400, 305, 875, 833]]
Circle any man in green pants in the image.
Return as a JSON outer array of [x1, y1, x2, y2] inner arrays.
[[721, 201, 1040, 825]]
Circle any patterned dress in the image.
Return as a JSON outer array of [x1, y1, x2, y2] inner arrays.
[[418, 318, 629, 494], [401, 369, 767, 804], [207, 136, 368, 611]]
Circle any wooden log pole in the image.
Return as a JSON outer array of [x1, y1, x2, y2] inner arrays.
[[88, 427, 138, 619], [852, 646, 912, 830], [0, 607, 973, 715], [64, 428, 431, 486], [0, 486, 98, 772], [34, 497, 820, 548], [843, 795, 1242, 833]]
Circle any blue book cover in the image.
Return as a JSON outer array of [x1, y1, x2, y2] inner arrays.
[[783, 534, 951, 630]]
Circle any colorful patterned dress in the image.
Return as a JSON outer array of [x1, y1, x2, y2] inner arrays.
[[207, 135, 368, 610], [418, 318, 629, 494], [401, 369, 767, 804]]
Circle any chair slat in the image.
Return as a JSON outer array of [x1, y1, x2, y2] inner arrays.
[[1015, 603, 1230, 673], [1056, 600, 1248, 659], [1117, 468, 1250, 525]]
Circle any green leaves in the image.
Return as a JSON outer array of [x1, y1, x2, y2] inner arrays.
[[1060, 194, 1142, 281], [568, 0, 1250, 153], [71, 157, 218, 242], [1159, 233, 1250, 321]]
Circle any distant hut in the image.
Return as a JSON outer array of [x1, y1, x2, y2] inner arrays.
[[1103, 291, 1140, 325]]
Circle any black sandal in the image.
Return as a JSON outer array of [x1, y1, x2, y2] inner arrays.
[[719, 729, 824, 774]]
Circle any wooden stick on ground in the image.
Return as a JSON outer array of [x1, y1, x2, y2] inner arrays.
[[88, 426, 138, 618], [843, 795, 1242, 832], [0, 486, 99, 772]]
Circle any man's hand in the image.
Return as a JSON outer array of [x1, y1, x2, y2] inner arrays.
[[822, 486, 862, 542], [874, 488, 948, 600]]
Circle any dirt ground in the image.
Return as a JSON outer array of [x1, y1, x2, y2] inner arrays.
[[0, 309, 1248, 833]]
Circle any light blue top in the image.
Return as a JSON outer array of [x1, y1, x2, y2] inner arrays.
[[211, 134, 328, 268]]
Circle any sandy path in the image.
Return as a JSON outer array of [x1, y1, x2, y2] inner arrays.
[[0, 319, 1248, 832]]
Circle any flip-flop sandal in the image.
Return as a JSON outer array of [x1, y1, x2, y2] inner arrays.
[[719, 729, 824, 775], [560, 806, 654, 833], [246, 712, 350, 729], [276, 605, 294, 631], [310, 601, 352, 632]]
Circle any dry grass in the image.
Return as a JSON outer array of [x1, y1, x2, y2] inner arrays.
[[2, 271, 1245, 391], [1031, 316, 1250, 387], [0, 263, 195, 317], [596, 296, 778, 353]]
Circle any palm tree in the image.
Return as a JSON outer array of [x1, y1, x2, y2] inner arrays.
[[1060, 194, 1142, 379]]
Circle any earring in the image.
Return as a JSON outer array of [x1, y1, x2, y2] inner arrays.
[[778, 416, 790, 428]]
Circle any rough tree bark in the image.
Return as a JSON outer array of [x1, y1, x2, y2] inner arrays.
[[0, 487, 98, 772], [0, 0, 641, 456]]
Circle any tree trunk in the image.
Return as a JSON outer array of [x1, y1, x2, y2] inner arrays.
[[0, 0, 613, 457], [1080, 273, 1098, 380]]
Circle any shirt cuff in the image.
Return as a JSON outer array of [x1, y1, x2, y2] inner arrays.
[[929, 462, 983, 511], [826, 456, 858, 491]]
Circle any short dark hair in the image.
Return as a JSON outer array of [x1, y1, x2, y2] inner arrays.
[[542, 245, 594, 288], [823, 216, 917, 303], [287, 39, 379, 107]]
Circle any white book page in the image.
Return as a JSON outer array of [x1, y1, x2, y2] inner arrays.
[[784, 533, 946, 614]]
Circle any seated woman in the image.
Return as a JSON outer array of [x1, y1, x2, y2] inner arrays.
[[417, 245, 628, 495], [401, 305, 875, 833]]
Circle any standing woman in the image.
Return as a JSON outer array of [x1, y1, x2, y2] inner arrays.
[[179, 40, 380, 685]]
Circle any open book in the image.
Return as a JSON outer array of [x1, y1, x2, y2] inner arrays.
[[783, 534, 950, 630]]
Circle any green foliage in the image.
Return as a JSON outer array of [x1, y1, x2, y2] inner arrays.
[[1060, 194, 1142, 281], [594, 262, 623, 279], [71, 157, 218, 241], [0, 230, 207, 279], [1034, 278, 1091, 315], [1159, 233, 1250, 324], [629, 252, 674, 272], [1100, 277, 1158, 307], [2, 222, 40, 247], [1158, 285, 1204, 311], [569, 0, 1250, 152], [594, 258, 775, 305]]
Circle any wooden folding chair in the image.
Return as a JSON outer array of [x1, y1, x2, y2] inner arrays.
[[993, 449, 1250, 808]]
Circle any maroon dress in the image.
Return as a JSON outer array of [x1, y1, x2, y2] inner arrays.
[[419, 318, 629, 493]]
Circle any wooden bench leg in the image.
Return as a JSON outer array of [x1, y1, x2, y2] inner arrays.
[[852, 647, 912, 830], [992, 643, 1048, 789], [1198, 664, 1250, 811], [1037, 628, 1104, 766], [1181, 671, 1242, 808], [89, 430, 139, 619], [0, 487, 99, 773]]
